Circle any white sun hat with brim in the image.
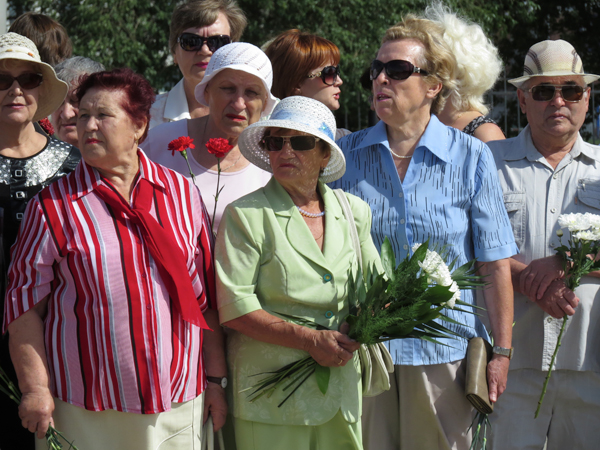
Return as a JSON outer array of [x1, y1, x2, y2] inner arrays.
[[238, 96, 346, 183], [0, 32, 68, 121], [509, 39, 600, 88], [194, 42, 278, 116]]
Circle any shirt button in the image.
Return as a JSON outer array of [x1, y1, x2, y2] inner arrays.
[[147, 304, 151, 310], [323, 273, 332, 282], [325, 311, 334, 319], [400, 219, 405, 224], [553, 174, 558, 180], [546, 317, 553, 323], [550, 243, 555, 248], [550, 208, 556, 213], [398, 192, 404, 198], [403, 244, 408, 250]]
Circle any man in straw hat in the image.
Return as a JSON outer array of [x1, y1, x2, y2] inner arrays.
[[488, 39, 600, 449]]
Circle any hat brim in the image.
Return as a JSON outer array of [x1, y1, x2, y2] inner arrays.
[[238, 118, 346, 183], [0, 50, 67, 121], [509, 72, 600, 88], [194, 65, 278, 117]]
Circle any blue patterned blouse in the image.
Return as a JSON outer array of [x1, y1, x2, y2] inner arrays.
[[330, 115, 518, 365]]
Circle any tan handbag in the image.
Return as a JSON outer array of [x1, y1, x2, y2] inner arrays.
[[334, 189, 395, 398], [201, 415, 225, 450], [465, 337, 494, 414]]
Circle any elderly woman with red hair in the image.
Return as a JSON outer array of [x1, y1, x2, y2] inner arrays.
[[264, 29, 350, 139], [3, 68, 226, 450]]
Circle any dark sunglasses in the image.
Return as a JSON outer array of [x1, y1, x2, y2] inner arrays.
[[525, 84, 586, 102], [177, 33, 231, 52], [262, 135, 321, 152], [306, 65, 340, 86], [0, 72, 43, 90], [370, 59, 428, 81]]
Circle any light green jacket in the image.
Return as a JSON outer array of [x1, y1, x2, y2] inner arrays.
[[215, 178, 382, 426]]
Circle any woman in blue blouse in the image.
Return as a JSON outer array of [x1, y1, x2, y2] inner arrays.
[[331, 15, 518, 450]]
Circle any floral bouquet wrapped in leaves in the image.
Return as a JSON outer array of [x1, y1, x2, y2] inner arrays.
[[535, 213, 600, 417], [244, 238, 486, 407]]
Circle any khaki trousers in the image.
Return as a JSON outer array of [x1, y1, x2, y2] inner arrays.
[[36, 394, 204, 450], [489, 368, 600, 450], [362, 360, 474, 450]]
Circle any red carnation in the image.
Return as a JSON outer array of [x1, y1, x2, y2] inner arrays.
[[205, 138, 233, 159], [39, 118, 55, 136], [168, 136, 195, 156]]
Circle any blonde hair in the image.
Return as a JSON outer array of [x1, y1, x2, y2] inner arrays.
[[382, 14, 457, 114], [424, 2, 502, 115]]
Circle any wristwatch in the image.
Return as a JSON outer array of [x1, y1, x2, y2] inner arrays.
[[207, 376, 228, 389], [492, 346, 514, 360]]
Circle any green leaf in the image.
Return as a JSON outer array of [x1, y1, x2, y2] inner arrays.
[[314, 364, 330, 395], [381, 237, 396, 281]]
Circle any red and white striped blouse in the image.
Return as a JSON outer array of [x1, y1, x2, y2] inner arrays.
[[3, 151, 215, 414]]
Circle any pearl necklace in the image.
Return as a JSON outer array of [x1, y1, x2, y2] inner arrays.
[[389, 148, 413, 159], [296, 206, 325, 218]]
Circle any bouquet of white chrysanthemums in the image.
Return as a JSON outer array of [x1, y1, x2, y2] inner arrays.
[[535, 213, 600, 417], [244, 238, 485, 407]]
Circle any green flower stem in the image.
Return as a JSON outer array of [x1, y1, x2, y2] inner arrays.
[[534, 314, 568, 418], [211, 158, 221, 230], [181, 150, 196, 185]]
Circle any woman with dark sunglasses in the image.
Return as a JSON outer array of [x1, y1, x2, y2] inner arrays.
[[215, 96, 382, 450], [264, 30, 350, 140], [0, 33, 80, 450], [331, 15, 517, 450], [149, 0, 247, 129], [425, 2, 506, 142]]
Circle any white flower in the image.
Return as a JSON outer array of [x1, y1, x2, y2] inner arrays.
[[584, 213, 600, 229], [574, 229, 600, 242], [412, 243, 422, 253], [557, 213, 591, 232], [441, 281, 460, 309]]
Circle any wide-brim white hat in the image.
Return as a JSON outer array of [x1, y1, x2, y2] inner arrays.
[[238, 96, 346, 183], [509, 39, 600, 88], [0, 32, 68, 121], [195, 42, 278, 116]]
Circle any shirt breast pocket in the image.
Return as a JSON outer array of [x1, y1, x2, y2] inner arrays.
[[503, 192, 526, 249], [577, 178, 600, 211]]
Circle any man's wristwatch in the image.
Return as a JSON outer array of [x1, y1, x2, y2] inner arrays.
[[207, 376, 228, 389], [492, 346, 514, 360]]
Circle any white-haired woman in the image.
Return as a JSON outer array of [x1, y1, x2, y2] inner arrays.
[[426, 2, 506, 142], [51, 56, 105, 146], [143, 42, 275, 228], [215, 96, 382, 450]]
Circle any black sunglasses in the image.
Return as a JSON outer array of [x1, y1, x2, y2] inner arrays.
[[0, 72, 43, 90], [262, 135, 321, 152], [370, 59, 428, 81], [306, 65, 340, 86], [177, 33, 231, 53], [525, 84, 586, 102]]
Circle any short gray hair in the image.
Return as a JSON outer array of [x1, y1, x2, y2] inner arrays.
[[54, 56, 105, 89]]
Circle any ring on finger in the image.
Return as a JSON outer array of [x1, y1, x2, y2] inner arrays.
[[338, 358, 343, 365]]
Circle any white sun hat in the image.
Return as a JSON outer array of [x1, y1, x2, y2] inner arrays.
[[509, 39, 600, 88], [238, 96, 346, 183], [0, 32, 68, 121], [194, 42, 278, 115]]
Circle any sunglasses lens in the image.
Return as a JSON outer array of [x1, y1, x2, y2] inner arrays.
[[206, 35, 231, 52], [0, 74, 13, 90], [321, 66, 339, 86], [179, 33, 200, 51], [386, 60, 413, 80], [531, 85, 556, 101], [18, 73, 43, 89], [370, 60, 384, 80], [562, 85, 584, 101], [263, 136, 283, 151], [290, 136, 316, 151]]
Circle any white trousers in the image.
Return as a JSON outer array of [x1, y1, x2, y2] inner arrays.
[[36, 394, 204, 450]]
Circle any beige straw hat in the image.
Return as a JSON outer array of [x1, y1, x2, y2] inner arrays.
[[509, 39, 600, 88], [238, 96, 346, 183]]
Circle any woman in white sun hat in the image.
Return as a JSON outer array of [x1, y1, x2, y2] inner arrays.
[[0, 32, 79, 450], [215, 96, 382, 450], [143, 42, 276, 228]]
